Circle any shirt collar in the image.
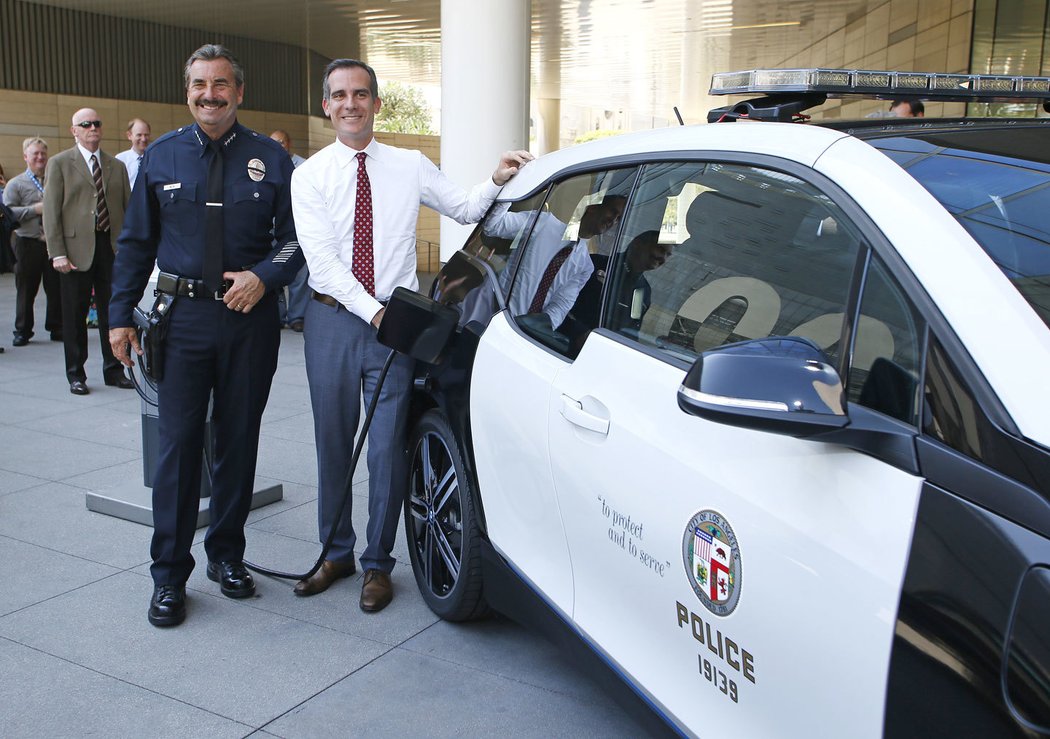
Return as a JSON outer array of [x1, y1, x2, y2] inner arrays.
[[334, 137, 379, 168], [76, 142, 101, 164], [192, 121, 241, 157]]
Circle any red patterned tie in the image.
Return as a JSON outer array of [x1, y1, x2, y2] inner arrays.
[[352, 152, 375, 296], [528, 243, 574, 314]]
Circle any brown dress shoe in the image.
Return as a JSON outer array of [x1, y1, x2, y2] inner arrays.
[[293, 559, 356, 597], [360, 569, 393, 612]]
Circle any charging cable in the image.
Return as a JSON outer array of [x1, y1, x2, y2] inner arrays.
[[244, 348, 398, 581]]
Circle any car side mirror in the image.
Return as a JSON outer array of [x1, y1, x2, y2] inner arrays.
[[677, 336, 849, 437]]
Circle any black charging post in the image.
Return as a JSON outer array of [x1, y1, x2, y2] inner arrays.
[[85, 278, 283, 527]]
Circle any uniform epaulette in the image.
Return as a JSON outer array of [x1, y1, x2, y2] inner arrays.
[[151, 126, 195, 148]]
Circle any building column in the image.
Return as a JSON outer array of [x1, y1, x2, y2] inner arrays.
[[439, 0, 530, 262]]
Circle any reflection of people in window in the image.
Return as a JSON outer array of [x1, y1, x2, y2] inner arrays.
[[565, 229, 670, 350], [491, 194, 626, 330]]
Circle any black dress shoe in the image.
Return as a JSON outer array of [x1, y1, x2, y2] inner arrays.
[[69, 380, 89, 395], [148, 584, 186, 627], [105, 375, 134, 389], [206, 561, 256, 598], [12, 334, 29, 347], [50, 332, 63, 342]]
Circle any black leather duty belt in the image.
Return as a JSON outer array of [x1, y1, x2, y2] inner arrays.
[[156, 271, 230, 300]]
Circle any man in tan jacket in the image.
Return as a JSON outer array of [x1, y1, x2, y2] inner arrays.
[[44, 107, 131, 394]]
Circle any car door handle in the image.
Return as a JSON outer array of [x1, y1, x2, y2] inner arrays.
[[560, 395, 610, 435]]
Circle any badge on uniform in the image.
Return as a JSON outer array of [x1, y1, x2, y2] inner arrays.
[[247, 158, 266, 182]]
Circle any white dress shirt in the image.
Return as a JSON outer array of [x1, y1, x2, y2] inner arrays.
[[116, 148, 143, 189], [77, 143, 107, 186], [291, 138, 501, 323]]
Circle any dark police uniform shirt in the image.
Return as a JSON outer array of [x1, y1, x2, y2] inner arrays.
[[109, 121, 302, 328]]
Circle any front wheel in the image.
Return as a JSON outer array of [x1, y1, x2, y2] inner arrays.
[[404, 410, 488, 621]]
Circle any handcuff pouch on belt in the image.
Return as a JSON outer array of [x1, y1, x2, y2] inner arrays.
[[132, 292, 175, 382]]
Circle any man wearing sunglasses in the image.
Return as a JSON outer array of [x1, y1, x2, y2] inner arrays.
[[43, 108, 131, 394]]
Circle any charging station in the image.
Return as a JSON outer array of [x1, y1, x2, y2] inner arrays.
[[85, 276, 283, 527]]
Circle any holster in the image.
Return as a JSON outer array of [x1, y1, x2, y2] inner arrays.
[[132, 293, 175, 382]]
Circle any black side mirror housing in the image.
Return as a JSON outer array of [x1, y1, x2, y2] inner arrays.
[[677, 336, 849, 437]]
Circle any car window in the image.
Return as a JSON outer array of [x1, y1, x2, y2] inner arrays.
[[432, 188, 548, 329], [870, 131, 1050, 331], [494, 167, 638, 356], [847, 254, 925, 426], [608, 161, 864, 365]]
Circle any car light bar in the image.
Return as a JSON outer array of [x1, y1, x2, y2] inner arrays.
[[710, 68, 1050, 102]]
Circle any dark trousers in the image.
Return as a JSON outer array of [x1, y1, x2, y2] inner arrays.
[[58, 232, 121, 383], [150, 292, 280, 586], [304, 298, 414, 573], [13, 235, 62, 338]]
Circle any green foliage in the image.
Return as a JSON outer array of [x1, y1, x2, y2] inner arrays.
[[375, 81, 436, 135], [574, 129, 625, 144]]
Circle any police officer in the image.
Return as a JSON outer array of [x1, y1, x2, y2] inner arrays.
[[109, 44, 303, 628]]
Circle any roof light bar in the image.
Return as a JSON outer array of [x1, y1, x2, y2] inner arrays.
[[710, 68, 1050, 102]]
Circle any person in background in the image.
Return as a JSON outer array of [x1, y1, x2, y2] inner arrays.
[[270, 129, 308, 331], [0, 162, 12, 275], [4, 137, 62, 346], [43, 108, 131, 395], [889, 99, 925, 118], [115, 118, 152, 190]]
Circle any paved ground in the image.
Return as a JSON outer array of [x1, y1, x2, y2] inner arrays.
[[0, 272, 661, 738]]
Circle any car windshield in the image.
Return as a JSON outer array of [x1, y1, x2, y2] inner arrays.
[[867, 126, 1050, 330]]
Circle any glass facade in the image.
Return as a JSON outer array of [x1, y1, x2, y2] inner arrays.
[[970, 0, 1050, 117]]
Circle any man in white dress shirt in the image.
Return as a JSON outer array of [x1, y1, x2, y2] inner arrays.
[[114, 118, 151, 190], [490, 194, 626, 331], [290, 58, 531, 612]]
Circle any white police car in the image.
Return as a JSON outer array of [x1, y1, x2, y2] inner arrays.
[[385, 69, 1050, 737]]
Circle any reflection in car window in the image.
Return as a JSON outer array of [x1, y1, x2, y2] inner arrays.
[[871, 132, 1050, 330], [432, 189, 548, 329], [924, 336, 996, 464], [615, 161, 864, 365], [493, 167, 637, 356], [848, 254, 925, 425]]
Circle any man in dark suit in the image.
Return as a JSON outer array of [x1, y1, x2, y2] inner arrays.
[[44, 108, 132, 394]]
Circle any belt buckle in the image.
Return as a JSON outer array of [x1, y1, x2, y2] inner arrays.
[[214, 279, 232, 301]]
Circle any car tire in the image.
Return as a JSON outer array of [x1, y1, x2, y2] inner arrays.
[[404, 409, 489, 621]]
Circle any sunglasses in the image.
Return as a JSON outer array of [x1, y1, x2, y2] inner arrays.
[[76, 120, 102, 129]]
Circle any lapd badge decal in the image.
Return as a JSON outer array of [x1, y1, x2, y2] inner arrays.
[[247, 158, 266, 182], [683, 510, 741, 617]]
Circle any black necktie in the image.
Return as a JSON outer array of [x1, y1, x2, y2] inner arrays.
[[203, 140, 224, 294]]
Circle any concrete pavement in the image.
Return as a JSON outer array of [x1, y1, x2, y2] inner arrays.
[[0, 272, 664, 738]]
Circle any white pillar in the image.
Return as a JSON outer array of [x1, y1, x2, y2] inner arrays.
[[440, 0, 530, 262]]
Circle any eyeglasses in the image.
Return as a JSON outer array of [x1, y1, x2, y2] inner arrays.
[[76, 120, 102, 129]]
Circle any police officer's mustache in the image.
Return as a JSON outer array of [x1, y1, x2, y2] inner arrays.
[[196, 98, 227, 108]]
